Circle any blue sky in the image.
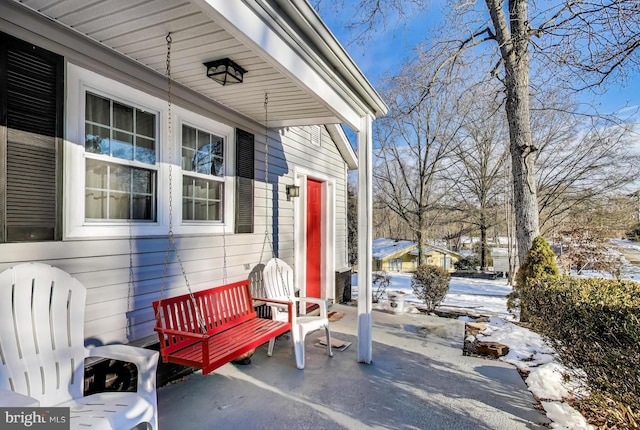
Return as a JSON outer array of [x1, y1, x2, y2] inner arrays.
[[316, 2, 640, 119]]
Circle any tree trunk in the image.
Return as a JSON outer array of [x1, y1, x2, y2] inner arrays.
[[480, 221, 487, 269], [485, 0, 539, 265], [416, 210, 428, 265]]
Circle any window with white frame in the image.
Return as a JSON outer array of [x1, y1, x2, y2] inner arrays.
[[84, 92, 157, 221], [181, 124, 225, 222], [66, 63, 239, 238]]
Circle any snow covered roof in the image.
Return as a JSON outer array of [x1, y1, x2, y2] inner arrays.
[[372, 238, 417, 259], [409, 244, 461, 258]]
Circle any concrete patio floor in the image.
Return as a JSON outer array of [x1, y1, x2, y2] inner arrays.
[[157, 304, 550, 429]]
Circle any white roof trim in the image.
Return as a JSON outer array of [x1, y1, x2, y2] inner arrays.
[[326, 124, 357, 169], [280, 0, 387, 117]]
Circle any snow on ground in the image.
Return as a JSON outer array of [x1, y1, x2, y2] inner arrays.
[[351, 272, 600, 429], [353, 272, 514, 318], [468, 316, 594, 430], [350, 241, 640, 429]]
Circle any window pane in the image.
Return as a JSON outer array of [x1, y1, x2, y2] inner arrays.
[[113, 102, 133, 132], [182, 177, 192, 198], [86, 93, 110, 125], [212, 137, 223, 157], [212, 157, 223, 176], [208, 181, 222, 200], [109, 165, 131, 192], [183, 199, 193, 220], [112, 130, 134, 160], [85, 159, 108, 188], [197, 131, 209, 153], [109, 191, 130, 219], [85, 124, 111, 154], [208, 201, 221, 221], [194, 200, 207, 220], [133, 195, 153, 219], [182, 147, 195, 171], [132, 169, 153, 194], [136, 137, 156, 164], [194, 148, 212, 175], [194, 178, 209, 199], [85, 190, 107, 219], [137, 110, 155, 138], [183, 125, 197, 150]]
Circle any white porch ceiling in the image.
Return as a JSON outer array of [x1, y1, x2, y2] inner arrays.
[[14, 0, 371, 129]]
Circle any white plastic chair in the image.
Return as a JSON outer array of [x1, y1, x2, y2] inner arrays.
[[262, 258, 333, 369], [0, 263, 158, 430]]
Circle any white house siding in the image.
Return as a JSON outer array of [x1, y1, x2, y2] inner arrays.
[[0, 8, 352, 345]]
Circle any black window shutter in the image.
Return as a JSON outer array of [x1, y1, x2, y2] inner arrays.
[[235, 128, 254, 233], [1, 32, 63, 242]]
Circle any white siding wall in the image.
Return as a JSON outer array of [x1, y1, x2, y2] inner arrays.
[[0, 10, 351, 345]]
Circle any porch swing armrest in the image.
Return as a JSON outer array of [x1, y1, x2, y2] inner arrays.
[[88, 345, 159, 395]]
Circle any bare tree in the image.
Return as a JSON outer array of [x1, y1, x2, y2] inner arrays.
[[520, 84, 640, 234], [316, 0, 640, 264], [446, 83, 510, 269], [536, 121, 640, 234], [373, 56, 467, 265]]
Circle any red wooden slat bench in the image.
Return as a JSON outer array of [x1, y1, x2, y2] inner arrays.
[[152, 279, 292, 375]]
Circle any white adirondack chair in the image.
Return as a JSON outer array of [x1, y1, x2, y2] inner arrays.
[[262, 258, 333, 369], [0, 263, 158, 430]]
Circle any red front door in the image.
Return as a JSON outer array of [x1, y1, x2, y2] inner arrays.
[[306, 179, 322, 298]]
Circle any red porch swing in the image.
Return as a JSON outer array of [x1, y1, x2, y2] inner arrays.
[[150, 34, 291, 375]]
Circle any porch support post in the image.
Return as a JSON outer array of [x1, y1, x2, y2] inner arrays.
[[357, 114, 373, 363]]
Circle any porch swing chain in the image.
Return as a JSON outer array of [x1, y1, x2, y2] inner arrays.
[[158, 32, 207, 334], [259, 93, 274, 264], [259, 94, 290, 294]]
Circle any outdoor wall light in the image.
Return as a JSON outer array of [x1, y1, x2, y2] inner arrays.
[[286, 185, 300, 200], [204, 58, 247, 85]]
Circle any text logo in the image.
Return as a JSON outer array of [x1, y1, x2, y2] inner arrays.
[[0, 408, 69, 430]]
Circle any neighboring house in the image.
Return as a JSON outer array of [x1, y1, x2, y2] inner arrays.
[[409, 245, 461, 272], [372, 238, 460, 273], [0, 0, 387, 349], [372, 238, 418, 272]]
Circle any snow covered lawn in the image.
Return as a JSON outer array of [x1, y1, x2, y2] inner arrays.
[[354, 272, 514, 318]]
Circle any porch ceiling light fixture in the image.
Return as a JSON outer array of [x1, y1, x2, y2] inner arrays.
[[286, 184, 300, 201], [204, 58, 247, 85]]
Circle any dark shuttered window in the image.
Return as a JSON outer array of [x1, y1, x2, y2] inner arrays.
[[0, 32, 63, 242], [235, 128, 254, 233]]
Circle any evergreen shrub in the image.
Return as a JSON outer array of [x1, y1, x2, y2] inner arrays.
[[521, 276, 640, 409], [510, 236, 559, 319], [411, 264, 451, 312]]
